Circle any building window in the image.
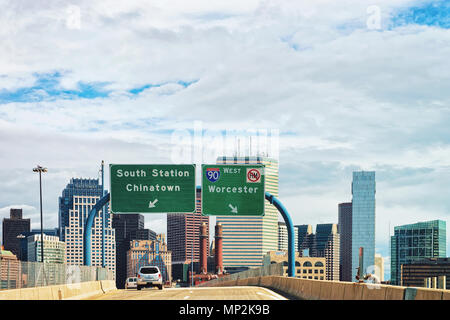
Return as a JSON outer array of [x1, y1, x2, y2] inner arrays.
[[314, 262, 324, 267]]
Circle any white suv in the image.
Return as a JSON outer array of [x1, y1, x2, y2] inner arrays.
[[137, 266, 163, 290]]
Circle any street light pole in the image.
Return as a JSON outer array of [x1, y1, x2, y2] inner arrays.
[[33, 165, 47, 263]]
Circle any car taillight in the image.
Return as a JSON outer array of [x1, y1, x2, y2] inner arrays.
[[158, 274, 161, 278], [138, 274, 140, 278]]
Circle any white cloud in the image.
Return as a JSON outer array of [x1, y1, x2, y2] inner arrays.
[[0, 0, 449, 257]]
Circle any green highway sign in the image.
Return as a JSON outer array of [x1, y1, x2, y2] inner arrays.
[[110, 164, 196, 214], [202, 164, 265, 216]]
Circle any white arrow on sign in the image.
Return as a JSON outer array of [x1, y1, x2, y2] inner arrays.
[[228, 204, 238, 214], [148, 199, 159, 208]]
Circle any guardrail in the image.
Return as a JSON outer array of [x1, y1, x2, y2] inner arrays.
[[197, 263, 284, 287], [200, 275, 450, 300], [0, 280, 117, 300], [0, 257, 114, 290]]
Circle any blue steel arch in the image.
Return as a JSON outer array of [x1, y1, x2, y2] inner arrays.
[[83, 188, 295, 278], [265, 192, 295, 277], [83, 193, 110, 266]]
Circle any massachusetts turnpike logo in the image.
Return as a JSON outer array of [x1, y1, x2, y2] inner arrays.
[[246, 168, 262, 183], [206, 167, 221, 183]]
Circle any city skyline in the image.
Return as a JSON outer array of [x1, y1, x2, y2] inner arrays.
[[2, 1, 450, 283], [2, 166, 448, 281]]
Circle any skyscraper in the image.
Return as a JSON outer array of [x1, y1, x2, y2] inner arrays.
[[390, 220, 446, 285], [216, 156, 278, 270], [27, 234, 65, 264], [112, 214, 156, 289], [338, 202, 352, 281], [167, 188, 209, 265], [296, 224, 313, 256], [59, 178, 104, 241], [59, 178, 116, 277], [313, 224, 340, 281], [18, 228, 58, 261], [294, 224, 340, 280], [351, 171, 376, 281], [278, 221, 298, 252], [2, 209, 30, 259]]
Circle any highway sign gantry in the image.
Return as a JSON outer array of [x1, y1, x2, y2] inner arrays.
[[110, 164, 196, 213], [201, 164, 265, 216]]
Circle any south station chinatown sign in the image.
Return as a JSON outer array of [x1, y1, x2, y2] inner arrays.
[[110, 164, 196, 213]]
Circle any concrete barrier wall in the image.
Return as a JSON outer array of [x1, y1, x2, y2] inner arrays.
[[100, 280, 117, 294], [414, 287, 445, 300], [0, 280, 117, 300], [203, 275, 450, 300]]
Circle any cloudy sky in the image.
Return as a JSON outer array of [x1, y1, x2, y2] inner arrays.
[[1, 0, 449, 280]]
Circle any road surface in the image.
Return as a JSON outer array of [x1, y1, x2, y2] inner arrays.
[[89, 286, 288, 300]]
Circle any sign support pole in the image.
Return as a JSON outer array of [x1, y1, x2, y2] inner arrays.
[[84, 185, 295, 281], [265, 192, 295, 278], [84, 193, 110, 266]]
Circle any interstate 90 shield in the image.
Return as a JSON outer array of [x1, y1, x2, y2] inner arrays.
[[205, 167, 221, 183]]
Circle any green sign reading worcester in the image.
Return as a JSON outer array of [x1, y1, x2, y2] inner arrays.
[[110, 164, 196, 213], [202, 164, 265, 216]]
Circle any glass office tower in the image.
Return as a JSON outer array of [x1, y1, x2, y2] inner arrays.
[[390, 220, 446, 285], [351, 171, 376, 281]]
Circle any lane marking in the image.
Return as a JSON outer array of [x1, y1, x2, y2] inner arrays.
[[259, 287, 288, 300], [256, 292, 279, 300]]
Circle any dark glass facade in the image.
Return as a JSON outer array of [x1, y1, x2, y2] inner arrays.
[[296, 224, 313, 255], [401, 258, 450, 289], [338, 202, 352, 281], [2, 209, 30, 260], [391, 220, 446, 285]]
